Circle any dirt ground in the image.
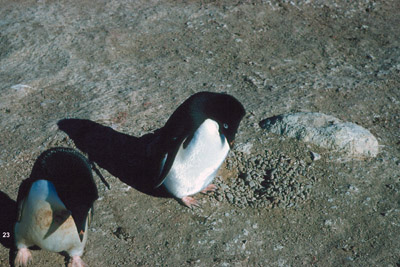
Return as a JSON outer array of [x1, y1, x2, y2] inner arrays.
[[0, 0, 399, 266]]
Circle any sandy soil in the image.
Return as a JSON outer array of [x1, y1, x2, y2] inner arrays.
[[0, 0, 399, 266]]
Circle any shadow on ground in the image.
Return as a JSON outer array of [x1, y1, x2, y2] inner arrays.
[[0, 191, 16, 249], [0, 191, 16, 266], [57, 119, 169, 198]]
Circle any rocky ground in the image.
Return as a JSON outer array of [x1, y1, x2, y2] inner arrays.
[[0, 0, 399, 266]]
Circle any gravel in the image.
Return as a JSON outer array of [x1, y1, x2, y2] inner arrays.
[[213, 150, 318, 209]]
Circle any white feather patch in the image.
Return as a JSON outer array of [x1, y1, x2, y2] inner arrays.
[[14, 180, 87, 256]]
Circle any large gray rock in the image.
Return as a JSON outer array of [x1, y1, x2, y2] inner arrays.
[[259, 112, 379, 158]]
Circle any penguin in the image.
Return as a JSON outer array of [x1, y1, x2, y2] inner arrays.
[[14, 147, 98, 267], [150, 91, 245, 208]]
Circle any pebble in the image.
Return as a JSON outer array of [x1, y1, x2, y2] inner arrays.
[[310, 151, 321, 161]]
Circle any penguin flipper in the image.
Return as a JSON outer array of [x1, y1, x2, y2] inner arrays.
[[153, 134, 186, 188], [153, 114, 206, 188], [150, 118, 186, 188], [16, 178, 34, 222]]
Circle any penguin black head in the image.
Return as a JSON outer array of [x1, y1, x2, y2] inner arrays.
[[60, 185, 96, 242], [68, 204, 93, 241], [187, 92, 245, 147]]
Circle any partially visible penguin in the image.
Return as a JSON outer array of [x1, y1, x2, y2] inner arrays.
[[149, 91, 245, 208], [14, 147, 98, 267]]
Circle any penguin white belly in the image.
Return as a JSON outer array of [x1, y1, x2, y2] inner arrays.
[[14, 180, 87, 256], [163, 119, 230, 198]]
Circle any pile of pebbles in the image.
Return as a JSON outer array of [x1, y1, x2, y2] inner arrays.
[[213, 150, 319, 209]]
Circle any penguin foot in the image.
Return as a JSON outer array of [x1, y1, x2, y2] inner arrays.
[[15, 248, 33, 267], [181, 196, 200, 208], [68, 255, 88, 267], [201, 184, 217, 194]]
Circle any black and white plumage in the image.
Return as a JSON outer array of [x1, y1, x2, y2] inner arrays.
[[150, 92, 245, 207], [14, 147, 98, 267]]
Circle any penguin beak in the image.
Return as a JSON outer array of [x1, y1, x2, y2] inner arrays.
[[75, 219, 87, 242], [79, 229, 85, 242], [229, 140, 235, 148]]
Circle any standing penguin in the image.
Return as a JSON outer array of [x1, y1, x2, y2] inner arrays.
[[14, 147, 98, 267], [150, 92, 245, 208]]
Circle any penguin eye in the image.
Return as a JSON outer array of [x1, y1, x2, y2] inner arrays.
[[223, 123, 229, 129]]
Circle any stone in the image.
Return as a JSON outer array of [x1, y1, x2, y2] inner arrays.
[[235, 142, 253, 154], [259, 112, 379, 158], [310, 151, 321, 161]]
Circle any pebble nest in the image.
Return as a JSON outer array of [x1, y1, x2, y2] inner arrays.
[[213, 150, 319, 209]]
